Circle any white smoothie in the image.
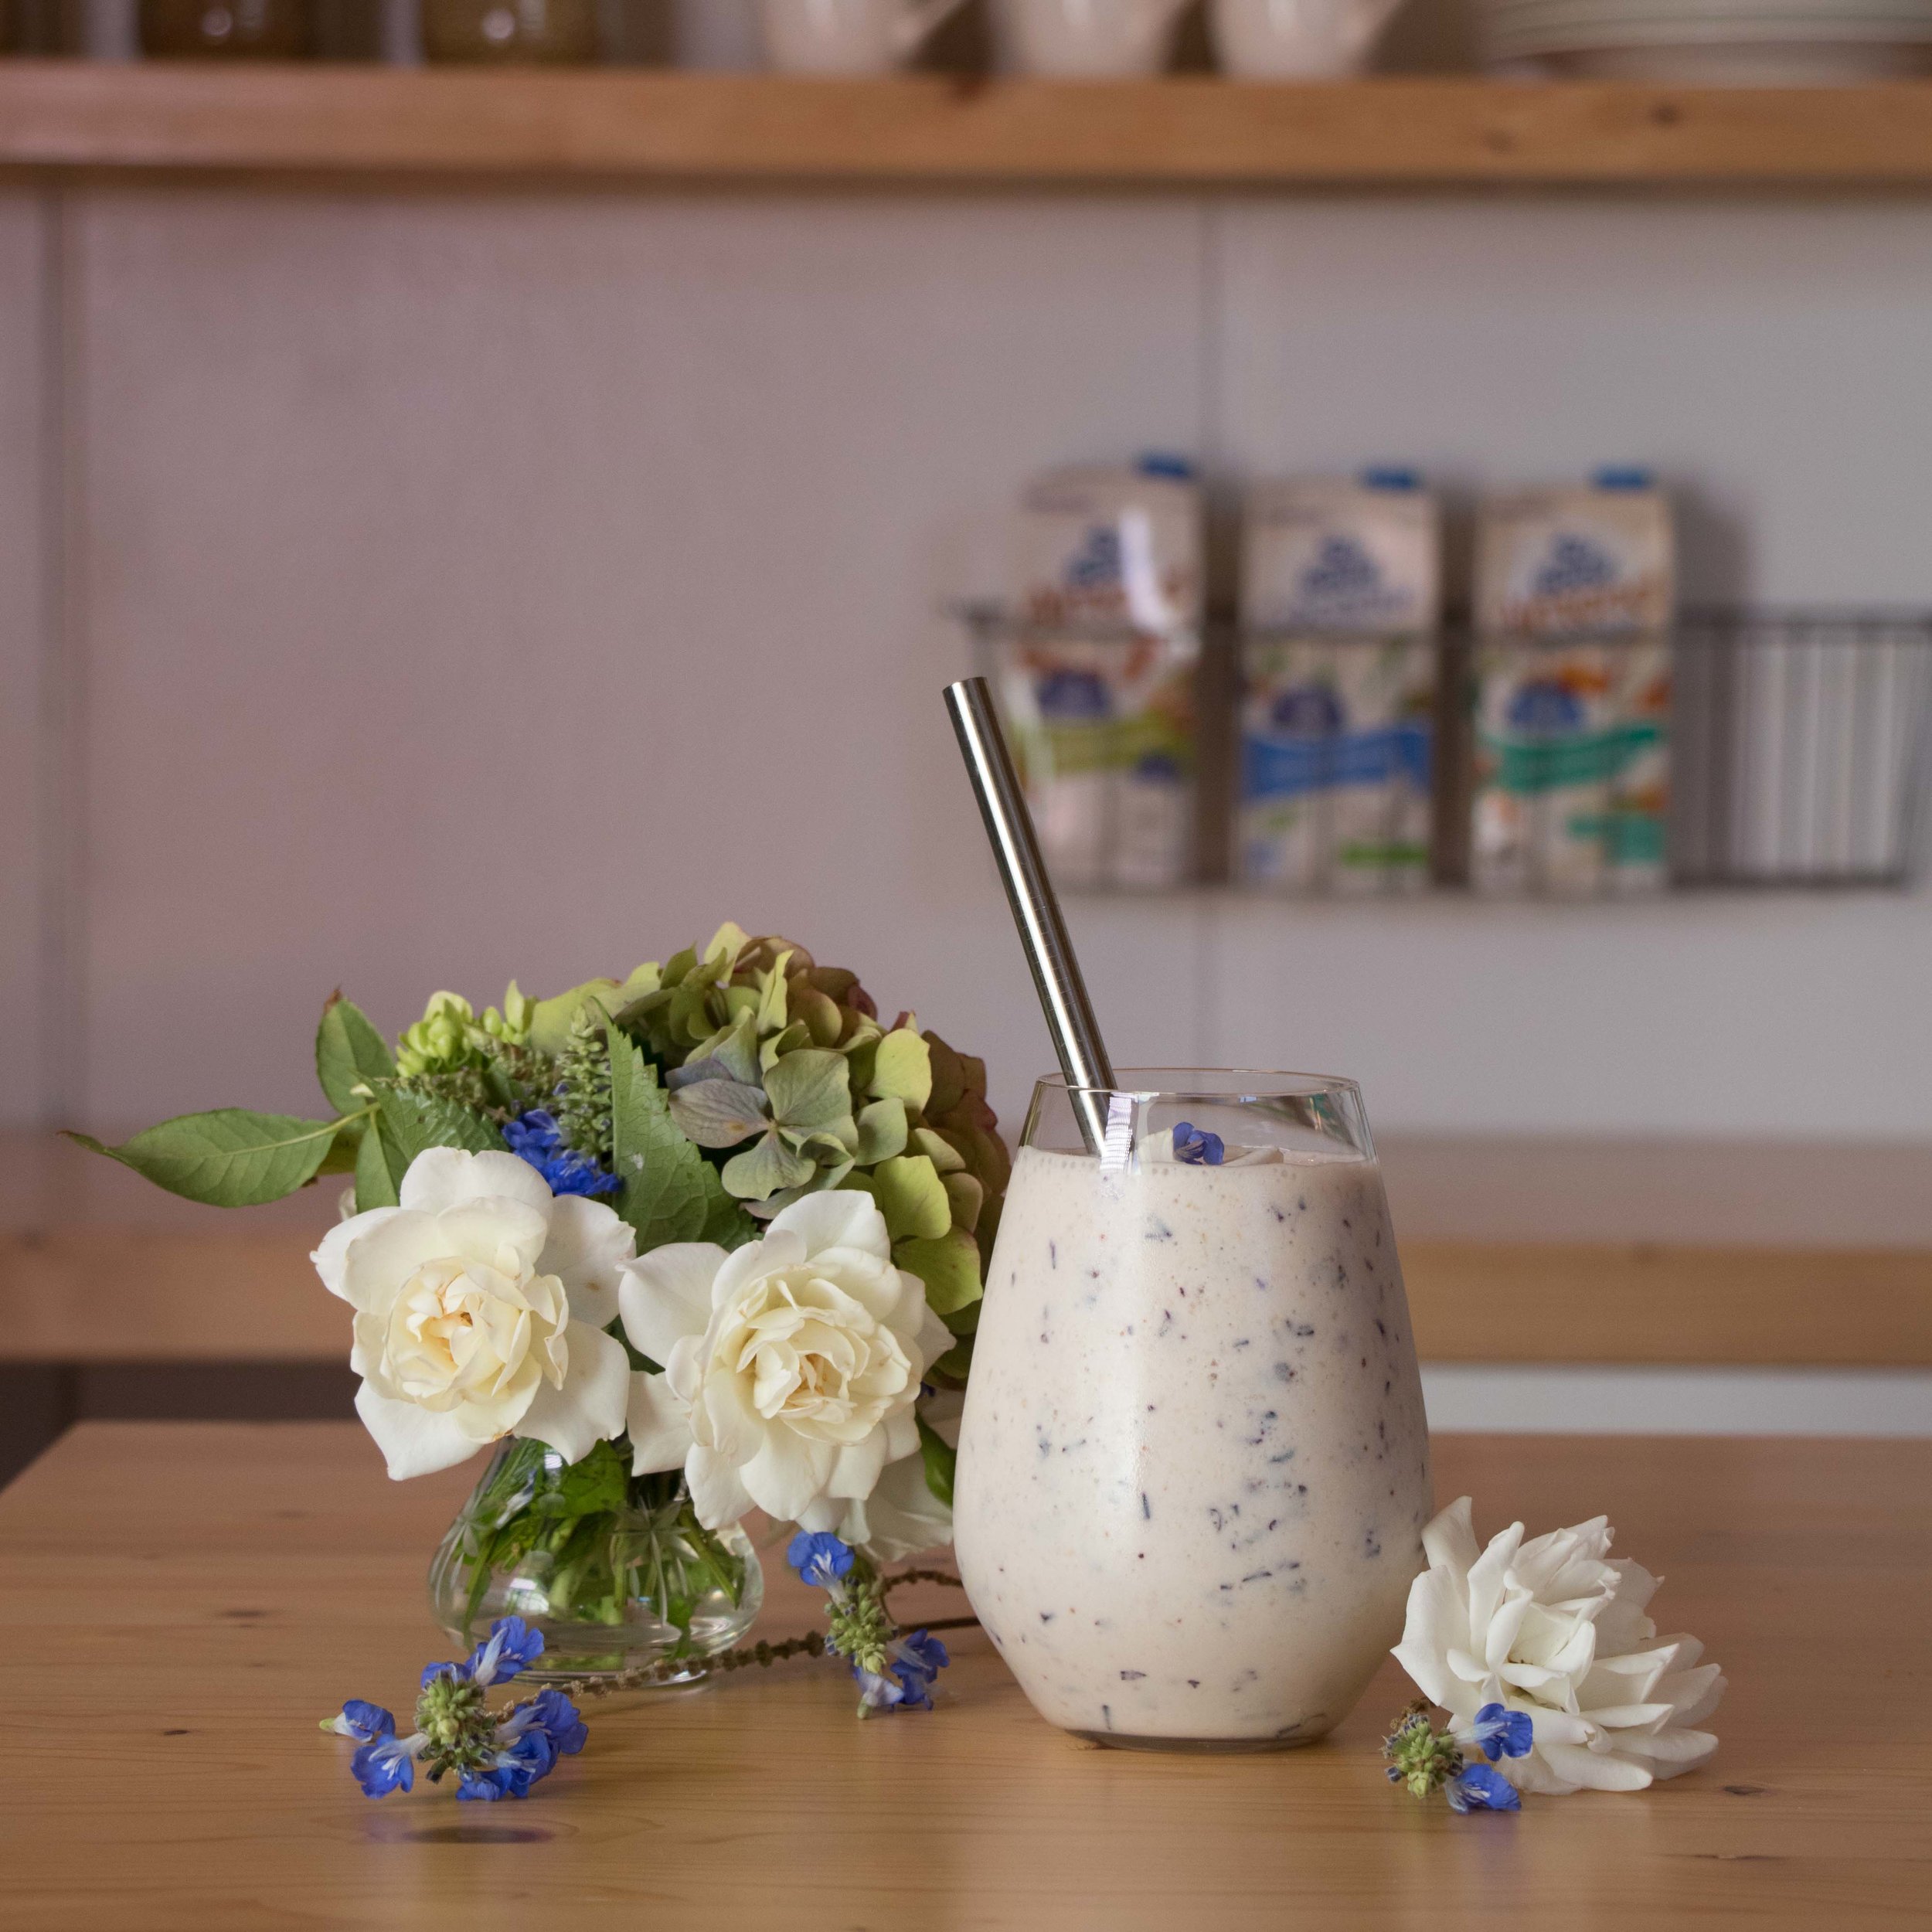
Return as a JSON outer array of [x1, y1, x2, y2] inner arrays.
[[953, 1144, 1431, 1747]]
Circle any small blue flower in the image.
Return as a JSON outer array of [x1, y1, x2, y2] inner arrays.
[[1460, 1701, 1534, 1763], [458, 1729, 556, 1803], [1172, 1121, 1225, 1166], [889, 1630, 949, 1712], [1446, 1763, 1521, 1813], [351, 1733, 423, 1799], [329, 1699, 395, 1744], [466, 1616, 545, 1689], [853, 1666, 906, 1713], [502, 1110, 621, 1199], [420, 1658, 466, 1692], [500, 1687, 588, 1760], [787, 1531, 856, 1587]]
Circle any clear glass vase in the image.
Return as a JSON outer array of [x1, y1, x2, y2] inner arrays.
[[429, 1438, 764, 1686]]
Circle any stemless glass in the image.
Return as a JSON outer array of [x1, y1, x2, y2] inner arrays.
[[952, 1069, 1430, 1751]]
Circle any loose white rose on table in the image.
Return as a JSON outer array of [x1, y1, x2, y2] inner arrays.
[[311, 1148, 635, 1480], [1392, 1495, 1726, 1797], [618, 1191, 952, 1537]]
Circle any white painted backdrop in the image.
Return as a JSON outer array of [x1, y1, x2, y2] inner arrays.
[[4, 186, 1930, 1150]]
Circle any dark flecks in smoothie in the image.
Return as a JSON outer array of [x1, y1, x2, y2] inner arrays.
[[1291, 1323, 1316, 1338], [1049, 1242, 1057, 1269], [1240, 1570, 1273, 1583], [1146, 1219, 1174, 1242], [1120, 1669, 1146, 1681], [1273, 1362, 1296, 1383], [1188, 1679, 1201, 1689], [1141, 1492, 1151, 1519], [1040, 1611, 1055, 1622], [1101, 1705, 1114, 1730], [1158, 1310, 1175, 1335], [1233, 1337, 1251, 1349], [1375, 1318, 1387, 1337], [1365, 1530, 1383, 1558]]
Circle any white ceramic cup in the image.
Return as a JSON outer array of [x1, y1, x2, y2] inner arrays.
[[995, 0, 1192, 76], [757, 0, 964, 73], [1209, 0, 1402, 76]]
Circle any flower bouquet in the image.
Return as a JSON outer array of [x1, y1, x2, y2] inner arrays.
[[78, 924, 1005, 1685]]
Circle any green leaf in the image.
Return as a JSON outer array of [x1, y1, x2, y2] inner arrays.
[[316, 1133, 360, 1179], [917, 1412, 956, 1509], [939, 1296, 980, 1338], [872, 1155, 951, 1243], [315, 992, 395, 1117], [354, 1113, 402, 1211], [764, 1049, 855, 1138], [66, 1108, 358, 1208], [375, 1087, 500, 1167], [528, 977, 622, 1055], [852, 1097, 907, 1166], [699, 1167, 760, 1250], [933, 1332, 974, 1382], [896, 1224, 983, 1316], [610, 1032, 715, 1249], [666, 1075, 769, 1149], [869, 1028, 933, 1112]]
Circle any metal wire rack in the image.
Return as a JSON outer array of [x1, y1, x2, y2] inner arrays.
[[956, 605, 1932, 896]]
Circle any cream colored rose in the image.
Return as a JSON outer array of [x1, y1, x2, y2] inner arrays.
[[618, 1192, 951, 1531], [833, 1386, 961, 1561], [1393, 1496, 1726, 1794], [312, 1148, 634, 1481]]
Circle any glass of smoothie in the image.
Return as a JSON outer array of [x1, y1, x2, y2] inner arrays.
[[952, 1068, 1431, 1751]]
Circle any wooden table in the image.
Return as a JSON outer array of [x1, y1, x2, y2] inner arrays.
[[5, 1423, 1927, 1927]]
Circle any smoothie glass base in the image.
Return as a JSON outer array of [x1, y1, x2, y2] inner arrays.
[[953, 1069, 1433, 1751]]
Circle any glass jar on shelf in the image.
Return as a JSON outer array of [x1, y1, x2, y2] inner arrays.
[[140, 0, 308, 55], [422, 0, 598, 62]]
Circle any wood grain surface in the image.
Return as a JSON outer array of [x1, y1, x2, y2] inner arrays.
[[9, 65, 1932, 188], [2, 1420, 1927, 1928]]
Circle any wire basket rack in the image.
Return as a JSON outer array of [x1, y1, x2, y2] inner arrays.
[[956, 605, 1932, 896]]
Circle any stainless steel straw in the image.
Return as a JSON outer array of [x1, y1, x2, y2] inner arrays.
[[944, 675, 1116, 1155]]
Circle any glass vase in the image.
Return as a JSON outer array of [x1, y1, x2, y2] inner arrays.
[[429, 1438, 764, 1686]]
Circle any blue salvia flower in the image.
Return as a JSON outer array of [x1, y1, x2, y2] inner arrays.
[[852, 1631, 951, 1714], [502, 1111, 621, 1199], [787, 1531, 856, 1589], [1445, 1763, 1522, 1813], [1172, 1121, 1226, 1166], [328, 1618, 583, 1801], [1458, 1701, 1535, 1764]]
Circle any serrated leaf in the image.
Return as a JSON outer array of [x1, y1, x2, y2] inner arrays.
[[354, 1114, 401, 1211], [315, 992, 395, 1118], [869, 1028, 932, 1112], [896, 1224, 983, 1316], [667, 1076, 769, 1149], [375, 1088, 501, 1168], [917, 1412, 956, 1509], [611, 1031, 714, 1249], [872, 1155, 951, 1243], [700, 1166, 759, 1250], [67, 1108, 355, 1208]]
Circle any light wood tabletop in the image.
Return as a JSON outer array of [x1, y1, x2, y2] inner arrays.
[[3, 1422, 1927, 1929]]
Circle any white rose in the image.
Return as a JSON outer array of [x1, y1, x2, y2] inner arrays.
[[312, 1148, 634, 1481], [1393, 1495, 1726, 1794], [618, 1192, 951, 1531], [835, 1387, 961, 1561]]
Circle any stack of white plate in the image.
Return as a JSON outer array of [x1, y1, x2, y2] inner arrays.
[[1485, 0, 1932, 80]]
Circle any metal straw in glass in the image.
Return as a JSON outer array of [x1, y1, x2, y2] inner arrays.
[[944, 675, 1115, 1154]]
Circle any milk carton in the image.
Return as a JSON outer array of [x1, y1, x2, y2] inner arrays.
[[1237, 473, 1440, 893], [1471, 472, 1674, 895], [1002, 458, 1202, 890]]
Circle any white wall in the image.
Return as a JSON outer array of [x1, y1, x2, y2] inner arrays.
[[11, 185, 1932, 1147]]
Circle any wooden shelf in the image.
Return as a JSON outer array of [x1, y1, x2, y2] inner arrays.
[[9, 61, 1932, 187]]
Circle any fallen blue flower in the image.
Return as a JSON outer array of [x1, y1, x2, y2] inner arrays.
[[1172, 1121, 1226, 1166], [1459, 1701, 1535, 1764], [1446, 1763, 1522, 1813]]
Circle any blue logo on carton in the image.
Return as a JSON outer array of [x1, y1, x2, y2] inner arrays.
[[1506, 679, 1585, 733], [1065, 526, 1123, 590], [1036, 669, 1111, 720], [1531, 535, 1618, 600]]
